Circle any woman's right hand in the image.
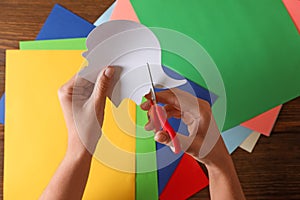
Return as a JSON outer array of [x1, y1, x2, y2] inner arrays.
[[140, 88, 229, 166]]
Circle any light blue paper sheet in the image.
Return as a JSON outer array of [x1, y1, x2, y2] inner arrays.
[[94, 1, 116, 26], [222, 126, 253, 154]]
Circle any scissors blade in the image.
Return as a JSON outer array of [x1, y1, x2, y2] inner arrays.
[[146, 63, 157, 103]]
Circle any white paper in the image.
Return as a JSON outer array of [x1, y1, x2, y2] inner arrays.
[[239, 131, 261, 153], [79, 20, 187, 106]]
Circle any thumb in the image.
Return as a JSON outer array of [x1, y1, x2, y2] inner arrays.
[[154, 131, 171, 145], [92, 66, 115, 111]]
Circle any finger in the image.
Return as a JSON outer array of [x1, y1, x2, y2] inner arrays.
[[144, 111, 155, 131], [72, 76, 95, 99], [154, 130, 171, 145], [144, 120, 154, 131], [145, 89, 179, 107], [92, 66, 115, 111], [140, 100, 151, 111], [164, 104, 181, 119], [58, 75, 77, 99], [154, 130, 199, 154], [154, 131, 199, 153]]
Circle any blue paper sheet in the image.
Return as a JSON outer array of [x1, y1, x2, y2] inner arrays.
[[0, 4, 95, 125], [36, 4, 95, 40], [94, 1, 116, 26], [0, 94, 4, 124]]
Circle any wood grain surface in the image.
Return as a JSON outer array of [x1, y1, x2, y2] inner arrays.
[[0, 1, 299, 199]]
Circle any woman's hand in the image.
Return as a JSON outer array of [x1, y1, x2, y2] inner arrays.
[[141, 88, 246, 200], [58, 66, 115, 157], [141, 88, 227, 165], [40, 67, 115, 200]]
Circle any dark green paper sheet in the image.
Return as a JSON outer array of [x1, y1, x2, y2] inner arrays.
[[20, 38, 159, 200], [130, 0, 300, 131]]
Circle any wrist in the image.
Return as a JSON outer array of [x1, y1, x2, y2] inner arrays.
[[196, 137, 232, 167], [66, 129, 93, 163], [203, 139, 236, 177], [66, 146, 92, 164], [205, 153, 233, 175]]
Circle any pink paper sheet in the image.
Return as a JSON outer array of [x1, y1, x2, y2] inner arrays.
[[241, 105, 282, 136], [283, 0, 300, 34], [110, 0, 139, 21]]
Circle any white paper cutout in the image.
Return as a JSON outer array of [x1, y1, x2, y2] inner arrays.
[[79, 20, 187, 106]]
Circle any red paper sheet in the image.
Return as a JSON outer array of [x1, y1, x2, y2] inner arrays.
[[160, 154, 209, 200], [282, 0, 300, 34]]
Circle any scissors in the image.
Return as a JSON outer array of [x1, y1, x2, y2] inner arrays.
[[146, 63, 181, 154]]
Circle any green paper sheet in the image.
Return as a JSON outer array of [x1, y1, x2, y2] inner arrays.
[[136, 103, 159, 200], [130, 0, 300, 131], [20, 38, 158, 200], [20, 38, 87, 50], [109, 2, 159, 198]]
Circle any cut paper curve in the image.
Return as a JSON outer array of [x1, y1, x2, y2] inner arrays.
[[80, 20, 187, 106]]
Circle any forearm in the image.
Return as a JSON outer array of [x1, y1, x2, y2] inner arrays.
[[202, 139, 246, 200], [206, 156, 245, 200], [40, 147, 92, 200]]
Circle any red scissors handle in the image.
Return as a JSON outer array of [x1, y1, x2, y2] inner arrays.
[[150, 101, 181, 154]]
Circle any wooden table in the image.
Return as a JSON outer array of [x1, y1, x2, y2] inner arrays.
[[0, 1, 299, 199]]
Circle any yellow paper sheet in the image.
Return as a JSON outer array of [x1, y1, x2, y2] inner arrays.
[[5, 50, 135, 200], [239, 131, 261, 153]]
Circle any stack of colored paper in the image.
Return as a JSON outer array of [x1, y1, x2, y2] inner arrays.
[[3, 0, 300, 199]]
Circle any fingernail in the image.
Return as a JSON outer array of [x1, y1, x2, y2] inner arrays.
[[105, 67, 114, 78]]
